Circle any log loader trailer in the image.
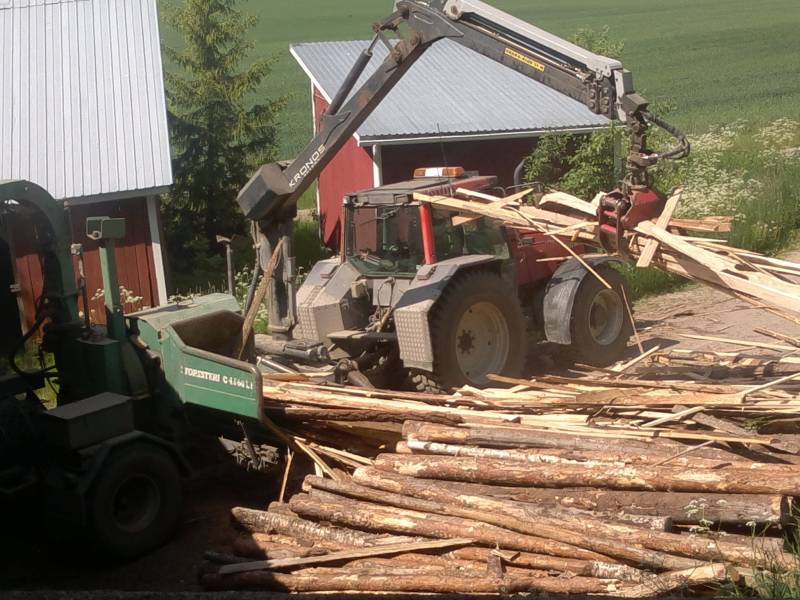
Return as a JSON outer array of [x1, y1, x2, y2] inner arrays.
[[0, 0, 688, 560]]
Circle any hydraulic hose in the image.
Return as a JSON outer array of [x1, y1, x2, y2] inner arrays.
[[8, 312, 47, 379], [645, 111, 691, 161]]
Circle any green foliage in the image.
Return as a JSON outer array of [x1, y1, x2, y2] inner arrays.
[[294, 219, 328, 274], [571, 25, 624, 58], [618, 264, 686, 300], [161, 0, 286, 274], [524, 126, 622, 200], [523, 134, 571, 187], [0, 344, 58, 407], [716, 519, 800, 598], [523, 26, 626, 199], [654, 118, 800, 256]]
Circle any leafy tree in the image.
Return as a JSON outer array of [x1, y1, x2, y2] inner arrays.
[[161, 0, 285, 274], [524, 26, 626, 198]]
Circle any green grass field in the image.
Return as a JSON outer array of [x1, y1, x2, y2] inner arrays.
[[161, 0, 800, 160]]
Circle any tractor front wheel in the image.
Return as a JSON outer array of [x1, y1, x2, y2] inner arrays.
[[569, 266, 632, 366], [430, 270, 526, 389]]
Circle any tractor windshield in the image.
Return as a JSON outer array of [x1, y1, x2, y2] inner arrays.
[[346, 205, 424, 275]]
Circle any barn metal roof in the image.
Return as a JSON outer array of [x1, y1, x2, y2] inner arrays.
[[291, 39, 609, 145], [0, 0, 172, 203]]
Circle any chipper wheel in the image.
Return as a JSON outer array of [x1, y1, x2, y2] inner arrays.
[[427, 270, 526, 389], [568, 266, 632, 367], [88, 442, 182, 559]]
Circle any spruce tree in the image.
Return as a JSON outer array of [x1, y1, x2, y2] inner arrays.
[[162, 0, 285, 274]]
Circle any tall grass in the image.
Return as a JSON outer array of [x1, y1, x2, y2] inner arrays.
[[626, 118, 800, 299], [715, 521, 800, 599]]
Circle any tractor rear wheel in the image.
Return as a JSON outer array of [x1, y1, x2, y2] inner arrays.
[[88, 442, 182, 559], [429, 270, 526, 389], [569, 266, 632, 366]]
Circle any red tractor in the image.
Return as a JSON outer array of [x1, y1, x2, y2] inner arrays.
[[284, 167, 631, 390]]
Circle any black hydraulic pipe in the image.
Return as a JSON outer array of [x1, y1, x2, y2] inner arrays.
[[645, 111, 691, 161], [327, 36, 379, 116]]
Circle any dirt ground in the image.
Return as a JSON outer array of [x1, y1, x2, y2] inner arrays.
[[0, 470, 269, 592], [632, 250, 800, 358], [3, 256, 800, 594]]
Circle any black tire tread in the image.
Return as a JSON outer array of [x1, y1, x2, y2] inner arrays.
[[88, 442, 182, 560], [428, 269, 526, 389], [568, 266, 632, 367]]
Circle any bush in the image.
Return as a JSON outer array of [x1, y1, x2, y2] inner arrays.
[[294, 218, 328, 274], [524, 117, 800, 297]]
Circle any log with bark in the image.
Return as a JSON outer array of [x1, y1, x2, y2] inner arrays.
[[376, 452, 800, 495], [288, 491, 613, 562], [302, 474, 693, 569], [350, 467, 791, 568], [200, 565, 619, 594]]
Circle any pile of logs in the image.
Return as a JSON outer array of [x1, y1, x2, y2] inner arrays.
[[199, 343, 800, 595]]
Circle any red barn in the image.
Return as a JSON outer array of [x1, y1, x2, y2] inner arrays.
[[1, 0, 171, 338], [291, 39, 609, 250]]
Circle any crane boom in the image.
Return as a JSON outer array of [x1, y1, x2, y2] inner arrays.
[[238, 0, 689, 336], [237, 0, 687, 223]]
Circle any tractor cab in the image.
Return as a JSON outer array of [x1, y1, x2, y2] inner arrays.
[[342, 167, 509, 278]]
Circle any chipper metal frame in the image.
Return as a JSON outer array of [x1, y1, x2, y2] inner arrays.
[[1, 180, 277, 558]]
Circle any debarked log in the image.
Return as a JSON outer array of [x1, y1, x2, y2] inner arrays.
[[538, 488, 788, 525], [397, 439, 783, 472], [402, 421, 742, 461]]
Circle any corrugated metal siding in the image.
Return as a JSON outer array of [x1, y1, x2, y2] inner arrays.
[[292, 39, 609, 142], [0, 0, 172, 201]]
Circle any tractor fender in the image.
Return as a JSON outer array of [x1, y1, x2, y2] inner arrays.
[[78, 430, 190, 494], [394, 255, 500, 372], [43, 430, 188, 529], [542, 256, 623, 345]]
